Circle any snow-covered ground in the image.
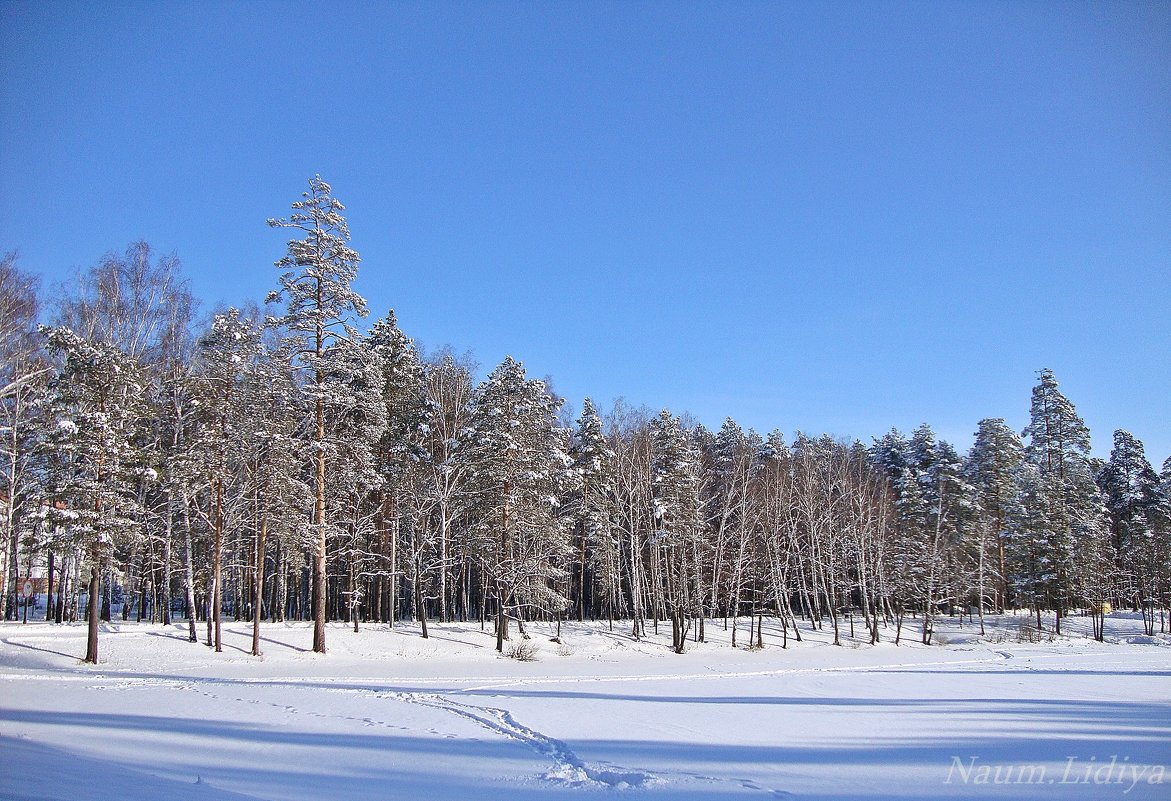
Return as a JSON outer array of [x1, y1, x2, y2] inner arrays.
[[1, 612, 1168, 801]]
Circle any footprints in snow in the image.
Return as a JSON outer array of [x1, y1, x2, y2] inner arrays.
[[388, 691, 655, 790]]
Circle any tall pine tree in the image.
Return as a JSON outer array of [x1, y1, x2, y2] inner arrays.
[[267, 176, 368, 654], [1014, 369, 1109, 633]]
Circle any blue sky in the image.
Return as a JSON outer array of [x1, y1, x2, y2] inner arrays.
[[2, 1, 1168, 463]]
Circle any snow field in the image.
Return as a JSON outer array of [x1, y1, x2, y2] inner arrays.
[[1, 613, 1169, 801]]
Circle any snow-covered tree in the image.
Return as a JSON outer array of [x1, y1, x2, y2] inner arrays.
[[191, 309, 261, 651], [321, 336, 387, 632], [267, 175, 368, 654], [703, 418, 758, 644], [1022, 369, 1091, 480], [243, 341, 310, 653], [870, 429, 927, 642], [366, 313, 429, 629], [911, 425, 975, 642], [568, 397, 618, 623], [1099, 430, 1170, 634], [1, 253, 48, 621], [605, 400, 657, 639], [38, 327, 148, 662], [1014, 369, 1109, 632], [869, 425, 973, 643], [418, 349, 477, 625], [49, 242, 197, 632], [964, 418, 1024, 618], [650, 409, 702, 653], [467, 357, 572, 652]]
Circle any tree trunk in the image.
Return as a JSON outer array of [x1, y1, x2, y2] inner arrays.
[[388, 501, 398, 627], [312, 387, 327, 654], [180, 495, 198, 642], [54, 555, 68, 624], [100, 562, 111, 622], [415, 567, 429, 639], [84, 558, 100, 663], [495, 585, 509, 652], [438, 502, 449, 623], [251, 514, 268, 656], [45, 551, 55, 622], [212, 479, 224, 653], [578, 518, 587, 623]]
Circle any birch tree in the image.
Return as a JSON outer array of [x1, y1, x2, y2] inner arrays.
[[1, 254, 47, 620]]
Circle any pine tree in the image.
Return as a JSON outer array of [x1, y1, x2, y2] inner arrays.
[[910, 426, 975, 643], [868, 426, 973, 643], [366, 313, 429, 628], [267, 175, 368, 654], [467, 357, 571, 652], [1015, 369, 1108, 633], [38, 327, 148, 663], [568, 397, 618, 623], [964, 418, 1025, 616], [1022, 369, 1091, 480], [870, 429, 927, 642], [321, 337, 388, 633], [1099, 430, 1169, 634]]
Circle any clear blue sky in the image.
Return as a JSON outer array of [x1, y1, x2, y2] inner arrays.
[[2, 1, 1168, 463]]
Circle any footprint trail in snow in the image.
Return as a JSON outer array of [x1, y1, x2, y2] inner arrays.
[[388, 691, 655, 789]]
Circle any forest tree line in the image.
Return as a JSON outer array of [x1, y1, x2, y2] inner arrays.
[[2, 177, 1169, 663]]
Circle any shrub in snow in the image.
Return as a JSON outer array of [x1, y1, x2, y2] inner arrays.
[[506, 639, 540, 661]]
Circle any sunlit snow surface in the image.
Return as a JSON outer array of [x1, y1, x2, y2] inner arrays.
[[2, 614, 1169, 800]]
